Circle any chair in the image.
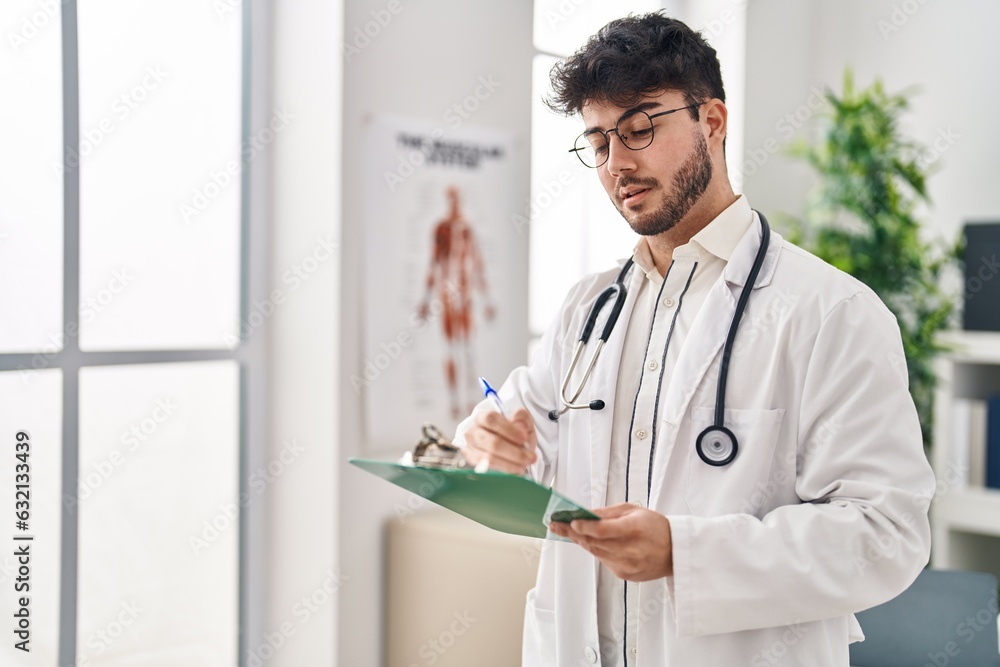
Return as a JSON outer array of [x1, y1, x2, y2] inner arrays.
[[849, 569, 1000, 667]]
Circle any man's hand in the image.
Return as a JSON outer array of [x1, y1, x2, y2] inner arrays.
[[461, 407, 538, 475], [549, 503, 673, 581]]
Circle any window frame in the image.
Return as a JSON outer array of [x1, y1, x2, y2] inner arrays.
[[0, 2, 267, 663]]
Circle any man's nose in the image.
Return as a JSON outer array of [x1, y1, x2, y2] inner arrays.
[[605, 133, 636, 176]]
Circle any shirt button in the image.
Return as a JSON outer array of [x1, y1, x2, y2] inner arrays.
[[585, 646, 598, 663], [632, 647, 638, 656], [635, 429, 648, 440], [663, 297, 675, 308], [647, 360, 658, 371]]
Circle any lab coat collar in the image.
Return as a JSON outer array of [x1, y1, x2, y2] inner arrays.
[[629, 194, 754, 277], [630, 238, 660, 281], [690, 194, 752, 262], [722, 209, 781, 290]]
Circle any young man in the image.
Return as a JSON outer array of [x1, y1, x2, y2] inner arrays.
[[455, 13, 934, 666]]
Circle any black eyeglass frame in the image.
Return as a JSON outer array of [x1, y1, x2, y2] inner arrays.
[[569, 101, 705, 168]]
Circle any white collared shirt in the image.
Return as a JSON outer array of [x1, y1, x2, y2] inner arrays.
[[596, 195, 753, 666]]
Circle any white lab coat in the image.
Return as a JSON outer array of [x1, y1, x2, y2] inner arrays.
[[458, 213, 935, 666]]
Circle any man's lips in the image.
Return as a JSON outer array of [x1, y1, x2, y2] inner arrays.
[[619, 187, 651, 206]]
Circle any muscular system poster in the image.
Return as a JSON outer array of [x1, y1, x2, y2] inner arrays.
[[358, 115, 519, 452]]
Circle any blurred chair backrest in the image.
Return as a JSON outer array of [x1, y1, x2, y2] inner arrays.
[[849, 569, 1000, 667]]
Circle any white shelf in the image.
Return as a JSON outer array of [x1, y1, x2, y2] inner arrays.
[[931, 330, 1000, 577], [937, 330, 1000, 364], [933, 487, 1000, 538]]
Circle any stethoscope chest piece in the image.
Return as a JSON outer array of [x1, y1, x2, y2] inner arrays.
[[696, 425, 738, 467]]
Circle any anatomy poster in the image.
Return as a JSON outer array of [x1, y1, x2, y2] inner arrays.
[[359, 115, 520, 452]]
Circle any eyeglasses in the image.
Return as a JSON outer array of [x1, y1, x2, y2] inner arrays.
[[569, 102, 704, 168]]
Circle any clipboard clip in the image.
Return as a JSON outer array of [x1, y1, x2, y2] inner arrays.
[[408, 423, 468, 469]]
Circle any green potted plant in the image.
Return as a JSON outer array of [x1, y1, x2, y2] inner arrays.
[[782, 71, 960, 451]]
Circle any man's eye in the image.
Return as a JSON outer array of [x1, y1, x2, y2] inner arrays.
[[594, 144, 609, 156]]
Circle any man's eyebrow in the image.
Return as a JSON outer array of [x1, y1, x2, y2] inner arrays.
[[583, 102, 663, 134]]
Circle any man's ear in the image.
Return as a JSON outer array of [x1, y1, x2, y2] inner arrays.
[[702, 98, 728, 151]]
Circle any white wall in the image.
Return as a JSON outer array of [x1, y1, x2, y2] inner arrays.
[[743, 0, 1000, 244], [266, 0, 343, 665], [338, 1, 534, 665]]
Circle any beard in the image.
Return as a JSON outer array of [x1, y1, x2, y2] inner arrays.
[[614, 130, 713, 237]]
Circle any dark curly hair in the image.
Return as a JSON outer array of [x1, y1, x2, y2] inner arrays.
[[545, 12, 725, 120]]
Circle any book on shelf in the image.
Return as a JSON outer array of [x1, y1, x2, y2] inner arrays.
[[987, 396, 1000, 490], [952, 398, 987, 488], [971, 399, 988, 487]]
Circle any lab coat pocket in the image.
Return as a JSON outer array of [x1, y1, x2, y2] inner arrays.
[[684, 407, 785, 516], [522, 588, 557, 667]]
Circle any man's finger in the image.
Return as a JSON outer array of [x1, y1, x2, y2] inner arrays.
[[569, 513, 631, 539], [474, 410, 530, 446], [464, 432, 535, 471], [591, 503, 638, 519], [508, 408, 536, 444], [469, 428, 536, 463]]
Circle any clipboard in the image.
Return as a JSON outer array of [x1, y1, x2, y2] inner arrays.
[[349, 458, 598, 539]]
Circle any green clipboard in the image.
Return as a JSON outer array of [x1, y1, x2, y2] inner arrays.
[[349, 458, 598, 539]]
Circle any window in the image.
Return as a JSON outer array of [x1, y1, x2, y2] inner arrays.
[[0, 1, 259, 663]]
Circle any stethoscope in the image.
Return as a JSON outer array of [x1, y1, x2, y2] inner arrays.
[[547, 212, 772, 468]]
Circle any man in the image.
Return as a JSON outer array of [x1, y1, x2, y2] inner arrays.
[[455, 12, 935, 667]]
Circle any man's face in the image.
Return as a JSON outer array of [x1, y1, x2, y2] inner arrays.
[[580, 90, 713, 237]]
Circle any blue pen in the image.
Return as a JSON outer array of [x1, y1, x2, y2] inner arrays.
[[478, 376, 507, 418]]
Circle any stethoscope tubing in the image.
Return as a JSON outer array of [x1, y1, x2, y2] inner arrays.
[[549, 212, 773, 468], [548, 258, 633, 421], [713, 215, 771, 427]]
